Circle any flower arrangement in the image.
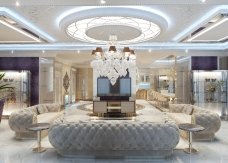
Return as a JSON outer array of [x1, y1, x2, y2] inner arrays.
[[205, 79, 224, 93]]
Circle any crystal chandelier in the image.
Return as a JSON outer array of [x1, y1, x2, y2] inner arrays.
[[90, 35, 136, 85]]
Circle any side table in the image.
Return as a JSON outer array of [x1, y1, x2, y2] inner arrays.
[[27, 123, 50, 153], [178, 123, 205, 154]]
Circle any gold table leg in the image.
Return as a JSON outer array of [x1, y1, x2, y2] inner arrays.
[[184, 131, 198, 154], [32, 130, 46, 153]]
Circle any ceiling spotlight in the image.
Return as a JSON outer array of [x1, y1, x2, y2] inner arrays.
[[148, 49, 152, 53], [42, 50, 45, 54], [185, 49, 189, 53], [201, 0, 206, 3], [77, 50, 80, 54], [11, 50, 14, 54], [100, 0, 106, 4], [15, 1, 20, 6]]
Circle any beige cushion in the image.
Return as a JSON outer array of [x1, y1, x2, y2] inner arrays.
[[46, 103, 61, 112], [183, 105, 194, 115], [167, 113, 191, 124], [37, 105, 49, 114], [37, 112, 62, 123], [23, 106, 38, 114]]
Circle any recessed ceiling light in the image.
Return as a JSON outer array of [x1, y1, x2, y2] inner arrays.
[[201, 0, 206, 3], [77, 50, 80, 54], [15, 1, 20, 6], [148, 49, 152, 53], [100, 0, 106, 4], [185, 49, 188, 53], [42, 50, 45, 54], [11, 50, 14, 54]]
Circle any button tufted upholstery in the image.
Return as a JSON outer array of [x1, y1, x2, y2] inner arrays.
[[48, 118, 179, 157], [9, 103, 61, 139], [168, 104, 221, 140]]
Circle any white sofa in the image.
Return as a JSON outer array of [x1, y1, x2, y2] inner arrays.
[[48, 117, 180, 158], [167, 104, 221, 140], [9, 103, 62, 139]]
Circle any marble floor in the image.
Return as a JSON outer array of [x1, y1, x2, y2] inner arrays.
[[1, 101, 228, 163]]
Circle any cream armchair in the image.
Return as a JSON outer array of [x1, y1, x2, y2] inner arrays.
[[168, 104, 221, 140], [9, 103, 61, 139]]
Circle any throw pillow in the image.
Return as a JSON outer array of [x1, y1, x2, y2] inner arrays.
[[37, 105, 49, 114], [183, 105, 193, 115]]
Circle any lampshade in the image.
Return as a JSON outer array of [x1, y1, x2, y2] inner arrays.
[[95, 47, 103, 53], [108, 46, 117, 52], [130, 50, 135, 55], [91, 50, 96, 55], [123, 47, 130, 53]]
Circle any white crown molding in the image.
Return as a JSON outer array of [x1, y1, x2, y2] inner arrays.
[[0, 42, 226, 51]]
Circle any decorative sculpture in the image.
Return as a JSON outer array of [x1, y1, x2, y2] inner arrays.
[[63, 72, 70, 93]]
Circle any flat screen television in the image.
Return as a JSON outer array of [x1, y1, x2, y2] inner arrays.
[[97, 77, 131, 97]]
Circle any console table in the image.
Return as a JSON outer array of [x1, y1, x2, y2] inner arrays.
[[93, 100, 135, 116]]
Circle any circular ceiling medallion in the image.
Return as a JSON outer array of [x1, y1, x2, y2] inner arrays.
[[86, 25, 141, 41], [66, 16, 161, 44]]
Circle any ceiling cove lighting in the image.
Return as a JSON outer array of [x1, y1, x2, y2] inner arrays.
[[187, 16, 228, 42], [0, 19, 41, 43], [173, 5, 228, 41], [66, 16, 161, 44], [0, 7, 56, 42], [90, 35, 136, 85], [57, 6, 170, 28], [0, 42, 226, 51]]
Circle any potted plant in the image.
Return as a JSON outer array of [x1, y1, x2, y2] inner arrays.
[[0, 73, 14, 123]]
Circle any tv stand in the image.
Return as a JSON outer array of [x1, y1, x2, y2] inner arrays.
[[93, 100, 135, 117]]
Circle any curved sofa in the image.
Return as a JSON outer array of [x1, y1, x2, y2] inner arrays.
[[48, 118, 180, 158], [9, 103, 61, 139], [168, 104, 221, 140]]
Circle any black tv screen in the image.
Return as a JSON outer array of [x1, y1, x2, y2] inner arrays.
[[97, 77, 131, 97]]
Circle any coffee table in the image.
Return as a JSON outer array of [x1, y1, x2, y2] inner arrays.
[[27, 123, 50, 153], [178, 123, 205, 154]]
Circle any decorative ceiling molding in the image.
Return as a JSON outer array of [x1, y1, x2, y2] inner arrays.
[[57, 6, 170, 31], [66, 16, 161, 44]]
